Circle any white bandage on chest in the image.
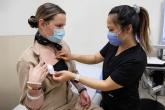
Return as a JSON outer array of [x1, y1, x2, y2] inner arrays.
[[47, 64, 56, 74]]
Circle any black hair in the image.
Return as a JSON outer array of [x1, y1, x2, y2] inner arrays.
[[109, 5, 151, 53]]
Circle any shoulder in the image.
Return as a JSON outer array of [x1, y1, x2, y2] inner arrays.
[[17, 45, 38, 65], [100, 42, 118, 57], [124, 44, 147, 63], [117, 46, 147, 73], [132, 45, 147, 63], [60, 40, 71, 52], [102, 42, 115, 49]]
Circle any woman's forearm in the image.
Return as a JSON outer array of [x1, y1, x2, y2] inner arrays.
[[71, 74, 122, 92], [78, 75, 109, 91], [24, 89, 44, 110], [72, 53, 103, 64]]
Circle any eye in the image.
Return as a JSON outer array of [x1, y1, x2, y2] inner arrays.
[[109, 29, 114, 32], [55, 24, 64, 28], [107, 26, 114, 32]]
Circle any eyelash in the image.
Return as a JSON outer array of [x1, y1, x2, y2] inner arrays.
[[56, 25, 63, 28], [107, 27, 113, 31]]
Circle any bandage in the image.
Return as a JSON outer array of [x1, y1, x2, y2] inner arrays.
[[47, 64, 56, 74]]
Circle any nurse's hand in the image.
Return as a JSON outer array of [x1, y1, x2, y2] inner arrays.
[[52, 70, 75, 82], [56, 50, 72, 61], [79, 90, 91, 108]]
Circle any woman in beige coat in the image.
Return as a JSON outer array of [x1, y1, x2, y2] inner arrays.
[[17, 3, 102, 110]]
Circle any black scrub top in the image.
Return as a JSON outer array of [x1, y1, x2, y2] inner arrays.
[[100, 42, 147, 110]]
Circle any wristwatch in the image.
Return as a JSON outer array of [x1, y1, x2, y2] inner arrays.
[[78, 87, 87, 93]]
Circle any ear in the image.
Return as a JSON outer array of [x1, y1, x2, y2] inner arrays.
[[38, 19, 46, 30], [127, 24, 133, 33]]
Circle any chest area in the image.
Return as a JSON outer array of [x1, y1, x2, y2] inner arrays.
[[102, 50, 134, 79], [39, 47, 58, 65], [103, 54, 124, 73]]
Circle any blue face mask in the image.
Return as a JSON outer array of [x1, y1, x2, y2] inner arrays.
[[48, 28, 65, 43], [107, 32, 122, 46]]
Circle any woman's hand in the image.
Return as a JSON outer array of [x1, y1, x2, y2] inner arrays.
[[56, 50, 72, 61], [79, 90, 91, 108], [28, 61, 48, 84], [53, 71, 91, 107], [52, 70, 75, 82]]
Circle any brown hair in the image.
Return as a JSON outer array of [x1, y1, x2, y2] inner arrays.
[[109, 5, 151, 53], [28, 3, 66, 28]]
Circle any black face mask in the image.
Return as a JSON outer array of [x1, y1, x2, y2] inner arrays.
[[35, 31, 62, 51]]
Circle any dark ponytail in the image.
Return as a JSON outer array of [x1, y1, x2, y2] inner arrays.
[[138, 7, 152, 53], [109, 5, 151, 54]]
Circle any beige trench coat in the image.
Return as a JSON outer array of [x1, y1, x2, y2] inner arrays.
[[17, 40, 102, 110]]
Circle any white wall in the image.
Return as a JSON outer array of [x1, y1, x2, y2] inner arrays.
[[0, 0, 164, 53]]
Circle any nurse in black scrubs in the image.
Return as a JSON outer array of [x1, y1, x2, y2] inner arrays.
[[53, 5, 152, 110]]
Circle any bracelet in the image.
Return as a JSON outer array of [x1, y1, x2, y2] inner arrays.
[[27, 85, 42, 91], [27, 81, 41, 85], [78, 87, 87, 94], [74, 74, 80, 82], [26, 91, 43, 100]]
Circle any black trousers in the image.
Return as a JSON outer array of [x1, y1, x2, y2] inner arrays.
[[101, 94, 140, 110]]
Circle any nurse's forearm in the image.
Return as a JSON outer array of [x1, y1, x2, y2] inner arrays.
[[72, 74, 119, 91], [71, 54, 101, 64]]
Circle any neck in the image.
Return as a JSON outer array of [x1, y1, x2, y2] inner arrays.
[[38, 29, 49, 38], [118, 35, 137, 53]]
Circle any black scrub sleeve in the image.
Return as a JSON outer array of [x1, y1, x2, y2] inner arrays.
[[100, 42, 111, 57], [110, 61, 145, 86]]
